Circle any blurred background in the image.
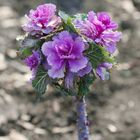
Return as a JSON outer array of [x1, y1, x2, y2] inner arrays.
[[0, 0, 140, 140]]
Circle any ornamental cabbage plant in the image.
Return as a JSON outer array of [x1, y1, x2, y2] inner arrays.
[[17, 3, 121, 140]]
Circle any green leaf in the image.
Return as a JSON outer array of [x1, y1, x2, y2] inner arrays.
[[74, 13, 87, 20], [18, 47, 32, 59], [59, 87, 76, 96], [67, 17, 77, 32], [53, 82, 77, 96], [58, 11, 77, 32], [85, 43, 115, 69], [32, 67, 50, 97], [78, 73, 96, 96], [58, 11, 69, 23], [17, 36, 44, 59]]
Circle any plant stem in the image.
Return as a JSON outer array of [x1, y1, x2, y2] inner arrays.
[[76, 96, 90, 140]]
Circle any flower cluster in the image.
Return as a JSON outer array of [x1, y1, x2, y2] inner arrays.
[[42, 31, 90, 78], [18, 3, 121, 95], [23, 4, 61, 36], [42, 31, 92, 88], [74, 11, 121, 54]]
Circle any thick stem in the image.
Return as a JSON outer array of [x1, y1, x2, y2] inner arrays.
[[76, 96, 90, 140]]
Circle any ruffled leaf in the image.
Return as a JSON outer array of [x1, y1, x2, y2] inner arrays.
[[32, 67, 50, 97], [85, 42, 115, 69], [53, 82, 77, 96], [58, 11, 77, 32], [78, 73, 96, 96]]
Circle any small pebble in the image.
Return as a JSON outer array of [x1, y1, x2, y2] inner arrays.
[[107, 124, 117, 133]]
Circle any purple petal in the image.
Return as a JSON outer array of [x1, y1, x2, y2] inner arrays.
[[42, 41, 63, 70], [97, 12, 111, 25], [42, 41, 54, 56], [47, 54, 63, 69], [101, 30, 122, 42], [107, 21, 118, 30], [96, 62, 112, 80], [105, 42, 117, 54], [101, 62, 112, 68], [24, 51, 41, 70], [59, 31, 73, 40], [42, 27, 53, 34], [78, 62, 92, 77], [69, 57, 88, 72], [101, 30, 122, 53], [71, 37, 85, 57], [88, 11, 96, 22], [96, 67, 104, 80], [75, 37, 85, 52], [48, 65, 65, 79], [96, 67, 110, 80]]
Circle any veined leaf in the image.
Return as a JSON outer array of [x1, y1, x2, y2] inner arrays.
[[78, 73, 96, 96], [85, 43, 115, 69], [32, 67, 49, 97], [53, 82, 77, 96], [67, 17, 77, 32], [58, 11, 77, 32]]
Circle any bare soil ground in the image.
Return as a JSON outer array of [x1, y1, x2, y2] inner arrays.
[[0, 0, 140, 140]]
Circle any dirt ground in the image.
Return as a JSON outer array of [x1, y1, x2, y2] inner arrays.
[[0, 0, 140, 140]]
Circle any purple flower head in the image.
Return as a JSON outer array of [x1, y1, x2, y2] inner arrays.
[[22, 4, 61, 36], [24, 51, 41, 71], [97, 12, 118, 30], [42, 31, 91, 79], [96, 62, 112, 80], [74, 11, 122, 54]]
